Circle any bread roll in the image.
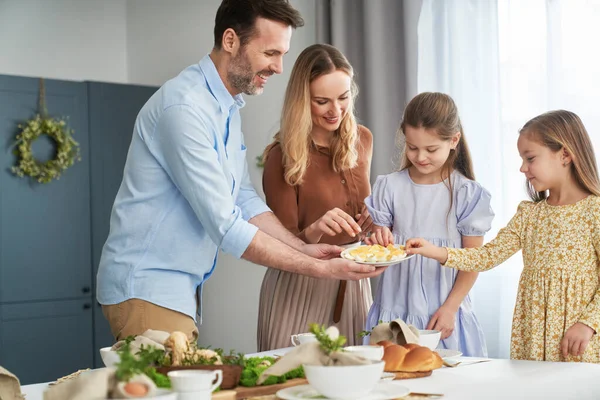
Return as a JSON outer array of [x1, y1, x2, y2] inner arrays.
[[378, 341, 443, 372]]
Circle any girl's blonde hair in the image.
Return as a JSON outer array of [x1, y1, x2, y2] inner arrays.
[[262, 44, 359, 185], [399, 92, 475, 214], [519, 110, 600, 202]]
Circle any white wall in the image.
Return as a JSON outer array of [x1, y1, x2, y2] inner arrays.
[[125, 0, 221, 86], [0, 0, 128, 83]]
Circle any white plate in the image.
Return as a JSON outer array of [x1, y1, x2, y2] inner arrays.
[[340, 246, 415, 267], [105, 389, 177, 400], [277, 382, 410, 400], [435, 349, 462, 359]]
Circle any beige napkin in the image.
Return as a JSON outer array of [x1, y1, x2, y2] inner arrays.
[[111, 329, 170, 353], [257, 342, 371, 385], [44, 369, 114, 400], [0, 366, 25, 400], [369, 319, 419, 345]]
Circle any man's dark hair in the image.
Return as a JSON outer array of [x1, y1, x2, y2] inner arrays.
[[214, 0, 304, 49]]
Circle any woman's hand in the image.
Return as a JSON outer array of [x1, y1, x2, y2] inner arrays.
[[364, 226, 394, 246], [427, 305, 456, 340], [355, 205, 374, 241], [561, 322, 595, 358], [304, 207, 362, 244], [405, 238, 448, 263]]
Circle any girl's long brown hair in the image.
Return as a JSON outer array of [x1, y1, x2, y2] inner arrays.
[[520, 110, 600, 202], [262, 44, 359, 185], [399, 92, 475, 215]]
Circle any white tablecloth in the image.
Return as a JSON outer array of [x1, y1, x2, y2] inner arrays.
[[21, 347, 600, 399]]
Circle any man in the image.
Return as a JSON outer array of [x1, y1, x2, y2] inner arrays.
[[97, 0, 384, 340]]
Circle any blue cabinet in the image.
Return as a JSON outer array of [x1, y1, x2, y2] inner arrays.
[[0, 76, 91, 303], [0, 299, 93, 385], [0, 75, 157, 382], [88, 82, 158, 367]]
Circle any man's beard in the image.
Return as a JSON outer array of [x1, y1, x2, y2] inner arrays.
[[228, 50, 267, 96]]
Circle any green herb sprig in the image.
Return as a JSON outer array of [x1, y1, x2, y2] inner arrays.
[[114, 342, 171, 388], [239, 356, 304, 387], [356, 320, 389, 339], [309, 324, 346, 354]]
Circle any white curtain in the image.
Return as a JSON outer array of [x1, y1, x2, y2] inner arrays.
[[417, 0, 600, 358]]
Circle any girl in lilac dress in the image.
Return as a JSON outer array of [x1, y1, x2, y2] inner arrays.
[[364, 92, 494, 356]]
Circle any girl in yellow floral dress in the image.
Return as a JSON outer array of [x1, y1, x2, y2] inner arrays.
[[402, 110, 600, 363]]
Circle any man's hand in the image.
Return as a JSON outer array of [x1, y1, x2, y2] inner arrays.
[[319, 258, 388, 280], [300, 243, 344, 260], [561, 322, 595, 358], [365, 226, 394, 246], [427, 305, 456, 340]]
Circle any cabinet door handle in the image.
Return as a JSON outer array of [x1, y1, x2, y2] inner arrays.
[[82, 286, 91, 293], [83, 303, 91, 310]]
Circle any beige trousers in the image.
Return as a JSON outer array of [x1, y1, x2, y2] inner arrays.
[[102, 298, 198, 341]]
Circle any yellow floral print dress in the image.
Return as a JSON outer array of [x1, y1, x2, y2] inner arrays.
[[445, 195, 600, 362]]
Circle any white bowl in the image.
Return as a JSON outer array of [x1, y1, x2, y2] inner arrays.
[[99, 347, 120, 367], [344, 345, 384, 361], [417, 330, 441, 350], [303, 361, 385, 399]]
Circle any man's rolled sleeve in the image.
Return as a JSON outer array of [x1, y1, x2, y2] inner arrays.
[[219, 210, 259, 258], [237, 165, 271, 220]]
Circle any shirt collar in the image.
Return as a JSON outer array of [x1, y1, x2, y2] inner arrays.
[[199, 54, 246, 113]]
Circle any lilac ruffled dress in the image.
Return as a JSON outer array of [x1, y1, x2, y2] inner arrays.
[[364, 170, 494, 357]]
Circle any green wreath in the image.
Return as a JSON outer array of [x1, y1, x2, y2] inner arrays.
[[12, 114, 81, 184]]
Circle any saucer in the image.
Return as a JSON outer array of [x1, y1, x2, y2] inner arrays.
[[277, 382, 410, 400], [380, 372, 395, 381], [435, 349, 462, 359], [104, 389, 176, 400]]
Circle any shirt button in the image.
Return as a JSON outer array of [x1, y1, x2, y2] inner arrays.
[[341, 179, 346, 184], [346, 201, 351, 206]]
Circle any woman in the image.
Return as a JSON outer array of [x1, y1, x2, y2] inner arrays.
[[257, 44, 374, 350]]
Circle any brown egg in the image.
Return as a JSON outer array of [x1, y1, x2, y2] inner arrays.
[[123, 382, 149, 397]]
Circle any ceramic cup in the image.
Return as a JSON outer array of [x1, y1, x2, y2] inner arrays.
[[167, 370, 223, 400], [290, 332, 317, 346]]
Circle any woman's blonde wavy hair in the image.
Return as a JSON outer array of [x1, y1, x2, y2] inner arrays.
[[262, 43, 359, 186], [519, 110, 600, 202]]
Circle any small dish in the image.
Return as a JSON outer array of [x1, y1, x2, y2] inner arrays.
[[344, 345, 384, 361], [435, 349, 462, 359], [380, 372, 395, 381], [99, 347, 120, 367], [277, 382, 410, 400]]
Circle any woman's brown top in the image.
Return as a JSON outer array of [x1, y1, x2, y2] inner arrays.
[[263, 125, 373, 245]]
